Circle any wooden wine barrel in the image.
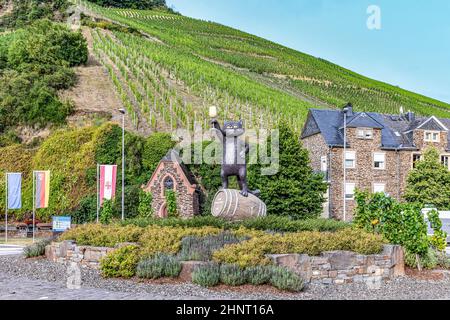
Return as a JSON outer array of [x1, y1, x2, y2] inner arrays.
[[211, 189, 267, 221]]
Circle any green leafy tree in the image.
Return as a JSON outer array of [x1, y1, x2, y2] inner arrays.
[[405, 147, 450, 209], [250, 122, 327, 219], [0, 19, 87, 131]]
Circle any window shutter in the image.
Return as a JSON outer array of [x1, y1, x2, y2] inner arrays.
[[374, 153, 385, 162], [345, 152, 356, 160]]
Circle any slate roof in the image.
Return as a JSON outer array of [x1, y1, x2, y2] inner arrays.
[[162, 149, 198, 185], [301, 109, 450, 151]]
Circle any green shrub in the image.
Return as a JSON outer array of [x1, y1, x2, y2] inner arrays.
[[100, 199, 114, 224], [121, 216, 350, 233], [23, 238, 53, 258], [405, 248, 438, 270], [245, 266, 273, 285], [60, 224, 143, 247], [100, 245, 140, 278], [139, 225, 222, 258], [121, 216, 227, 229], [71, 195, 97, 224], [354, 191, 429, 260], [0, 130, 21, 147], [213, 228, 386, 268], [427, 209, 448, 252], [178, 232, 244, 261], [136, 253, 182, 279], [238, 216, 350, 233], [269, 266, 304, 292], [191, 262, 220, 287], [138, 190, 153, 219], [220, 264, 247, 286], [165, 190, 178, 218]]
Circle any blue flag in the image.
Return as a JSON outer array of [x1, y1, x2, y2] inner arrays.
[[7, 173, 22, 210]]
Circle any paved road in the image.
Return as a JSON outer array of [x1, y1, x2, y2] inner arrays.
[[0, 245, 23, 256], [0, 273, 203, 300]]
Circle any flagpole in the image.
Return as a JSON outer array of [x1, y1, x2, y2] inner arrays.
[[32, 171, 35, 243], [5, 173, 8, 243], [96, 164, 99, 223]]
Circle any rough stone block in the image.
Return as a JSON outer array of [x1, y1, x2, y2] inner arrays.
[[311, 257, 328, 265], [179, 261, 209, 282], [329, 271, 338, 278], [390, 246, 405, 277], [367, 265, 383, 276], [319, 263, 331, 271], [268, 254, 312, 283], [323, 251, 358, 270]]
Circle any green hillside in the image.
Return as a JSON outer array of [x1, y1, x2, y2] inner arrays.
[[77, 0, 450, 133]]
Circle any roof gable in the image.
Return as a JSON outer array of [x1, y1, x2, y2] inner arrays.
[[302, 109, 450, 150], [145, 149, 197, 190], [301, 112, 321, 139], [415, 116, 448, 132], [344, 112, 384, 129]]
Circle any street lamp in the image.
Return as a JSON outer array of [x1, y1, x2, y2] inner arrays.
[[342, 104, 350, 222], [119, 108, 126, 221]]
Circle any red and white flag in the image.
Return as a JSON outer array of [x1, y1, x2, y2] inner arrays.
[[99, 165, 117, 206]]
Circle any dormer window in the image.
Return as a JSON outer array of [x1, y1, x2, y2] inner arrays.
[[357, 128, 373, 140], [424, 131, 440, 142]]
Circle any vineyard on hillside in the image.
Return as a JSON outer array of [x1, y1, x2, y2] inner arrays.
[[74, 0, 450, 133]]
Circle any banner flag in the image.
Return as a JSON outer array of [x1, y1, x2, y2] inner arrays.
[[7, 173, 22, 210], [35, 171, 50, 209], [99, 165, 117, 206]]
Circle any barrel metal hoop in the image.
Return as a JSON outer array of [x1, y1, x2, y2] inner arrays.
[[231, 190, 239, 217], [224, 189, 233, 217], [257, 198, 262, 216]]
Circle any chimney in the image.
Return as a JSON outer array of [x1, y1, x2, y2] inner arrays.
[[405, 111, 415, 122], [343, 102, 353, 117]]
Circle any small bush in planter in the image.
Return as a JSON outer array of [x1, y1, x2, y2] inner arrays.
[[24, 237, 54, 258], [191, 262, 220, 287], [136, 253, 182, 279], [404, 248, 438, 270], [100, 245, 140, 278], [269, 266, 304, 292], [245, 266, 272, 285], [220, 264, 247, 286]]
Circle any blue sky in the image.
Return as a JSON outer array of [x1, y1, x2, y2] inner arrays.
[[166, 0, 450, 104]]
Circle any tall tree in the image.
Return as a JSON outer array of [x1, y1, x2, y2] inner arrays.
[[405, 147, 450, 209], [249, 122, 327, 219]]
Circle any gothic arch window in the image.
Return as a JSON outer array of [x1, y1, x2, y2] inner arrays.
[[163, 176, 174, 190]]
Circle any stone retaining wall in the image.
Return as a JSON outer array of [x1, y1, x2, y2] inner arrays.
[[45, 240, 116, 269], [268, 245, 405, 285], [46, 242, 405, 285]]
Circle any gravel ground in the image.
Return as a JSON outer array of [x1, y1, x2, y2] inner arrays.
[[1, 255, 450, 300]]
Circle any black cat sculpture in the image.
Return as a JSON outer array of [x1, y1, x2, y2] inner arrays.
[[211, 118, 260, 198]]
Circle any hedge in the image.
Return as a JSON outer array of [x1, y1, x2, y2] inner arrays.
[[121, 215, 350, 233]]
